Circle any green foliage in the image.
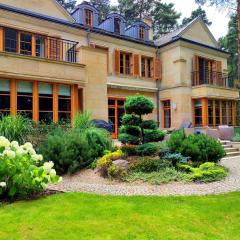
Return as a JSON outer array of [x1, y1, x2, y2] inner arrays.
[[125, 126, 141, 136], [136, 143, 158, 156], [232, 132, 240, 142], [74, 111, 94, 131], [126, 168, 185, 185], [124, 95, 154, 115], [121, 144, 137, 156], [57, 0, 76, 11], [168, 133, 226, 165], [118, 133, 140, 145], [122, 114, 141, 126], [179, 162, 228, 183], [0, 136, 60, 199], [140, 120, 157, 130], [91, 0, 111, 21], [144, 129, 165, 143], [130, 157, 172, 173], [182, 7, 212, 26], [0, 115, 32, 145], [163, 153, 189, 166]]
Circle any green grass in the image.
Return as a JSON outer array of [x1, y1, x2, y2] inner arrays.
[[1, 192, 240, 240]]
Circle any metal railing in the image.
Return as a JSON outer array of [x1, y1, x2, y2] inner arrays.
[[192, 71, 234, 88]]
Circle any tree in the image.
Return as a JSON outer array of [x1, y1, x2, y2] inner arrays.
[[57, 0, 76, 12], [219, 14, 238, 80], [91, 0, 111, 21], [117, 0, 181, 39], [181, 7, 212, 26], [119, 95, 165, 145]]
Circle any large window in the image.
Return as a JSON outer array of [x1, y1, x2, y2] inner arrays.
[[20, 32, 32, 55], [84, 9, 93, 27], [4, 28, 18, 53], [120, 52, 131, 75], [141, 56, 153, 78], [193, 99, 236, 127], [17, 81, 33, 119], [0, 80, 10, 116], [58, 85, 71, 121], [163, 100, 171, 128], [139, 26, 145, 40], [39, 83, 53, 123]]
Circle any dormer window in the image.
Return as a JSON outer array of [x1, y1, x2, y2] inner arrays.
[[84, 9, 93, 27], [114, 18, 121, 34], [139, 26, 145, 40]]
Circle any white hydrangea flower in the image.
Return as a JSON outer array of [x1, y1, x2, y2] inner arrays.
[[28, 148, 36, 155], [31, 154, 43, 162], [50, 169, 56, 177], [0, 136, 10, 148], [58, 177, 63, 183], [41, 183, 48, 189], [38, 154, 43, 162], [16, 147, 27, 156], [0, 182, 6, 188], [3, 150, 16, 159], [10, 141, 19, 149], [23, 142, 33, 150], [43, 161, 54, 173], [34, 177, 41, 182]]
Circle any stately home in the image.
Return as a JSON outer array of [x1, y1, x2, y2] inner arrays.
[[0, 0, 239, 137]]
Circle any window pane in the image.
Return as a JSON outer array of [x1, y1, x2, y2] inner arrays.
[[147, 59, 151, 78], [59, 98, 71, 111], [141, 58, 145, 77], [126, 54, 130, 75], [215, 100, 220, 125], [108, 99, 115, 106], [39, 83, 53, 95], [120, 53, 124, 74], [39, 97, 53, 111], [222, 101, 227, 125], [17, 81, 33, 94], [114, 18, 121, 34], [194, 100, 202, 126], [0, 95, 10, 110], [17, 96, 33, 111], [20, 33, 32, 55], [117, 100, 125, 106], [0, 80, 10, 92], [4, 28, 18, 53], [39, 112, 53, 123], [58, 85, 71, 97], [59, 112, 71, 121], [36, 35, 45, 58], [228, 101, 233, 125], [208, 100, 214, 125]]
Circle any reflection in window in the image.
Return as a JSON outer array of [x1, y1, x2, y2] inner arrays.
[[163, 100, 171, 128], [17, 81, 33, 119], [36, 35, 45, 58], [20, 32, 32, 55], [215, 100, 220, 125], [208, 99, 214, 125], [194, 100, 202, 126], [39, 83, 53, 123], [4, 28, 18, 53], [58, 85, 71, 121], [0, 80, 10, 116]]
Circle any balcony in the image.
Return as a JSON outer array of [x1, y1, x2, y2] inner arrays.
[[192, 71, 234, 88]]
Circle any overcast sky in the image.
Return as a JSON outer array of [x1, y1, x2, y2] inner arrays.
[[76, 0, 231, 40]]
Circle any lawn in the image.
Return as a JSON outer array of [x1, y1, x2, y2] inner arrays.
[[1, 192, 240, 240]]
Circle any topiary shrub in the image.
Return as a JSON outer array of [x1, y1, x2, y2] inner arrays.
[[136, 143, 158, 156], [119, 95, 165, 146], [167, 129, 186, 152], [121, 144, 137, 156]]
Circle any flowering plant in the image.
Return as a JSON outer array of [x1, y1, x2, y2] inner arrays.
[[0, 136, 61, 199]]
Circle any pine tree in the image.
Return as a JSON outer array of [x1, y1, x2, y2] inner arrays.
[[181, 7, 212, 26], [57, 0, 77, 12], [91, 0, 111, 21]]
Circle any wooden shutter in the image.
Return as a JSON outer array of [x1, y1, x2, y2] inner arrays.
[[133, 54, 140, 77], [212, 61, 217, 85], [154, 57, 162, 80], [114, 49, 120, 74], [0, 27, 3, 52], [216, 61, 222, 86], [192, 55, 199, 85], [49, 37, 62, 61]]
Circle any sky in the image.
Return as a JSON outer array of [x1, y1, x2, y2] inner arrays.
[[76, 0, 231, 40]]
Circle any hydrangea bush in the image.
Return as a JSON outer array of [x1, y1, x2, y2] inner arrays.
[[0, 136, 61, 199]]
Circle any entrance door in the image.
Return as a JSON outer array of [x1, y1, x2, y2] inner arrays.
[[108, 98, 125, 138]]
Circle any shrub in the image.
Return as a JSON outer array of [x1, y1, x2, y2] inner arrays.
[[163, 153, 189, 166], [144, 129, 165, 143], [140, 120, 157, 130], [125, 126, 141, 137], [0, 136, 60, 199], [122, 114, 141, 126], [121, 144, 137, 156], [167, 130, 186, 152], [0, 115, 32, 144], [232, 133, 240, 142], [179, 162, 227, 183], [118, 133, 140, 145], [130, 157, 172, 173], [158, 142, 171, 158], [74, 111, 94, 131], [136, 143, 158, 156]]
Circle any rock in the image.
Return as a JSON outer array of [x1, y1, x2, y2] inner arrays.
[[112, 159, 129, 170]]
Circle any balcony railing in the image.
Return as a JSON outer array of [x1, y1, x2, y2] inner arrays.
[[0, 27, 79, 63], [192, 71, 234, 88]]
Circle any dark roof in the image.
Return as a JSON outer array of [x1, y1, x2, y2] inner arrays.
[[0, 3, 155, 48]]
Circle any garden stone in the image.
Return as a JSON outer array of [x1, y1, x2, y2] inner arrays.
[[112, 159, 129, 170]]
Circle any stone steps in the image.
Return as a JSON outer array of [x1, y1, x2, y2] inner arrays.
[[220, 140, 240, 158]]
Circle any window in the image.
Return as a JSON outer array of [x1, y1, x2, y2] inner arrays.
[[0, 80, 10, 116], [4, 28, 18, 53], [39, 83, 53, 123], [163, 100, 171, 128], [20, 32, 32, 55], [141, 56, 153, 78], [58, 85, 71, 121], [114, 18, 121, 34], [194, 100, 202, 126], [84, 9, 93, 27], [36, 35, 45, 58], [17, 81, 33, 119], [120, 52, 132, 75], [139, 26, 145, 40], [193, 99, 236, 127]]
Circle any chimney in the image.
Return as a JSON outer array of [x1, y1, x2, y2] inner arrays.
[[143, 16, 153, 41]]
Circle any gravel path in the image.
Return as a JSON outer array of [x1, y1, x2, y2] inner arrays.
[[49, 157, 240, 196]]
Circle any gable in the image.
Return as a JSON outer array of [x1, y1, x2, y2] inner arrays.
[[0, 0, 74, 21], [181, 20, 218, 48]]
